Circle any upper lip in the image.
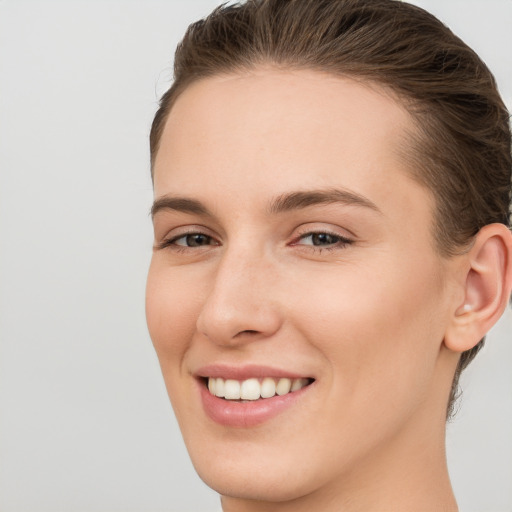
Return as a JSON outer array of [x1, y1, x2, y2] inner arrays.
[[194, 364, 313, 381]]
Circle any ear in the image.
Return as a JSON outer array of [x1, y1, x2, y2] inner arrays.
[[444, 223, 512, 353]]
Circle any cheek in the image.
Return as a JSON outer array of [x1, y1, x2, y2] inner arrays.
[[284, 255, 447, 411], [145, 259, 209, 430], [145, 259, 203, 367]]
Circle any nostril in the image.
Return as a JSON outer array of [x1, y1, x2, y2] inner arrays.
[[232, 329, 260, 339]]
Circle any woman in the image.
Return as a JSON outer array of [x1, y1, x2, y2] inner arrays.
[[145, 0, 512, 510]]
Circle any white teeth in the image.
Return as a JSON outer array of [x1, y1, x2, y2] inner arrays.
[[208, 378, 216, 395], [260, 377, 276, 398], [291, 378, 308, 392], [240, 378, 261, 400], [224, 379, 241, 399], [207, 376, 310, 400], [215, 377, 225, 398], [276, 378, 292, 396]]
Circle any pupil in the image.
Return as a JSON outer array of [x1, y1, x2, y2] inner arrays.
[[312, 233, 335, 246], [187, 234, 209, 247]]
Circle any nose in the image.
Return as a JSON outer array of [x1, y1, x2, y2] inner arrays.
[[196, 245, 282, 346]]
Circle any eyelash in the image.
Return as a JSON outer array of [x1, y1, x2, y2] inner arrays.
[[156, 231, 217, 252], [156, 230, 354, 253], [291, 231, 354, 252]]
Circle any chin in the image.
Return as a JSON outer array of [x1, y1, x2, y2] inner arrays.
[[182, 430, 339, 504], [194, 460, 315, 503]]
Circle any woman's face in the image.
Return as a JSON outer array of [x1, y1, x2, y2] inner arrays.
[[146, 69, 460, 503]]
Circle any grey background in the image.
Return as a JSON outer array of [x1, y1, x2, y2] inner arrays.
[[0, 1, 510, 511]]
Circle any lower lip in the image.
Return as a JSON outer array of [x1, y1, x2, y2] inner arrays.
[[198, 381, 311, 428]]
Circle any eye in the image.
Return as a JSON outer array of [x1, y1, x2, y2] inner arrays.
[[156, 230, 219, 251], [296, 231, 352, 248], [172, 233, 215, 247]]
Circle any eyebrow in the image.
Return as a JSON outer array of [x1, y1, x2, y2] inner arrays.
[[267, 188, 382, 215], [151, 188, 381, 218], [151, 196, 212, 218]]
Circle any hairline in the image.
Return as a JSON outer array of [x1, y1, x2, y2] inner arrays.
[[151, 64, 459, 258]]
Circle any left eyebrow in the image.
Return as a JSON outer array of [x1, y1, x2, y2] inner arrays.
[[267, 188, 382, 215], [151, 196, 214, 218]]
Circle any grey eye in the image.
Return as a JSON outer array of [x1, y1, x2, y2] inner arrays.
[[175, 233, 213, 247], [310, 233, 338, 246], [300, 233, 340, 246]]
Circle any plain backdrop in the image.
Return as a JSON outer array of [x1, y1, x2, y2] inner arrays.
[[0, 1, 511, 511]]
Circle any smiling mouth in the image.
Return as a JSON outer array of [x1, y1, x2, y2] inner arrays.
[[204, 377, 314, 401]]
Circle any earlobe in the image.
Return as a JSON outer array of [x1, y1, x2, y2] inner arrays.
[[444, 223, 512, 353]]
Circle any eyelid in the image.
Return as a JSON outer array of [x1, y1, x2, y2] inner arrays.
[[293, 232, 352, 246], [155, 226, 220, 250], [285, 223, 357, 257], [290, 223, 355, 243], [172, 233, 216, 247], [154, 223, 355, 251]]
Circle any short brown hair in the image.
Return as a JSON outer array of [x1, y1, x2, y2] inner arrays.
[[149, 0, 512, 418]]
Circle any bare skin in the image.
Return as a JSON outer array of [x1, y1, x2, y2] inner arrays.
[[146, 68, 512, 511]]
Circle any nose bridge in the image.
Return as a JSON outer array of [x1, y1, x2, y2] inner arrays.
[[196, 240, 281, 344]]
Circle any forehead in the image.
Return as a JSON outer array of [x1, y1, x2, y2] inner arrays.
[[154, 68, 433, 228], [158, 69, 411, 160]]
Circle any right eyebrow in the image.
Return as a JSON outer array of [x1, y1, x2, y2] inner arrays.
[[150, 196, 213, 218], [267, 188, 382, 215]]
